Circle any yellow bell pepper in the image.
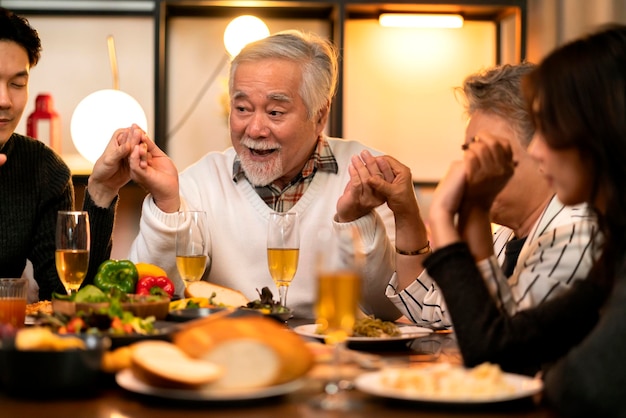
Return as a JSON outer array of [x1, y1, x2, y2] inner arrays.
[[135, 263, 168, 279]]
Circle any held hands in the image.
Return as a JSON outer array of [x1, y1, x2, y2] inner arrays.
[[428, 133, 516, 250], [364, 155, 420, 219], [128, 130, 180, 213], [88, 124, 145, 208], [462, 134, 515, 210], [336, 150, 393, 222]]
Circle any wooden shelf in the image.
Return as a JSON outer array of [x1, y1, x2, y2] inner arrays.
[[9, 0, 527, 153]]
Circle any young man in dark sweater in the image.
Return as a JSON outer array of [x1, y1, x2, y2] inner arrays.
[[0, 7, 142, 300]]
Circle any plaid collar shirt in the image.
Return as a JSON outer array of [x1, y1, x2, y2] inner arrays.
[[232, 136, 339, 212]]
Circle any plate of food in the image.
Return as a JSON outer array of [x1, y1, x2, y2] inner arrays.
[[116, 368, 305, 401], [293, 317, 433, 348], [167, 307, 228, 322], [169, 284, 294, 323], [354, 362, 543, 404]]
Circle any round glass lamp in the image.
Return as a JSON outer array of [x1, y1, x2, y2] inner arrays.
[[223, 15, 270, 57], [70, 89, 148, 164]]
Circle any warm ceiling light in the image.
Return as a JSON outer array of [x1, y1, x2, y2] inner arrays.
[[379, 13, 464, 29], [223, 15, 270, 57]]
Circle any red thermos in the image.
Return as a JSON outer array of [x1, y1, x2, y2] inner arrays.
[[27, 93, 61, 152]]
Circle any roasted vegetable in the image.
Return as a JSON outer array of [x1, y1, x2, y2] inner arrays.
[[136, 276, 175, 298], [94, 260, 138, 294], [245, 287, 290, 314]]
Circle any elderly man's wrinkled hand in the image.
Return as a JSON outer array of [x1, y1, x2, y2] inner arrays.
[[336, 150, 390, 222]]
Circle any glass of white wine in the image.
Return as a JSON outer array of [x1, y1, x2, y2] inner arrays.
[[55, 211, 90, 295], [267, 211, 299, 308], [176, 210, 209, 288]]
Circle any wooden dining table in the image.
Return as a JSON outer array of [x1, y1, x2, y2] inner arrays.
[[0, 318, 562, 418]]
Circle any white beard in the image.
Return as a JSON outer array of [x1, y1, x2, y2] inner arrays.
[[238, 138, 283, 186]]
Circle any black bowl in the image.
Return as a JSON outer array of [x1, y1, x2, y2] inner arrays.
[[0, 334, 110, 398], [166, 307, 227, 322]]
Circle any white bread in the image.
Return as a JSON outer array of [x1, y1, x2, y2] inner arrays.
[[202, 339, 281, 389], [173, 315, 314, 389], [184, 281, 249, 308], [130, 340, 223, 389]]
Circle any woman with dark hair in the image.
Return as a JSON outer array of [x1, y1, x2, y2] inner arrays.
[[365, 23, 626, 416], [420, 24, 626, 416]]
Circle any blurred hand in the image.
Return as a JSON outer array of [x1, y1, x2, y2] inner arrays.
[[129, 131, 180, 213], [88, 124, 144, 208], [336, 150, 392, 222]]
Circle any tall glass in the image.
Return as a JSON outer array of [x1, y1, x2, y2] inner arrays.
[[176, 211, 209, 287], [55, 211, 90, 295], [310, 227, 363, 411], [267, 211, 299, 307]]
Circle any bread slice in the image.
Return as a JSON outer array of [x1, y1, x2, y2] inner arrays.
[[184, 281, 249, 308], [130, 340, 223, 389]]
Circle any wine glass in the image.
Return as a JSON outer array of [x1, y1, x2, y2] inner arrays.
[[267, 211, 299, 308], [176, 211, 209, 288], [310, 227, 363, 411], [55, 211, 90, 295]]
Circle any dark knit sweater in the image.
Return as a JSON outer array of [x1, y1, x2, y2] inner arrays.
[[0, 133, 115, 300]]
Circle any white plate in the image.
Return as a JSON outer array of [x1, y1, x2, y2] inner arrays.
[[293, 324, 433, 343], [354, 368, 543, 404], [116, 368, 305, 401]]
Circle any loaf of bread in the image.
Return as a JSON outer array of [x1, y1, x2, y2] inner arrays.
[[130, 340, 223, 389], [184, 281, 249, 308], [173, 314, 314, 389]]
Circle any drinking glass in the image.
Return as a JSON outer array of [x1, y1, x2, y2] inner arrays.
[[309, 227, 363, 411], [0, 278, 29, 329], [55, 211, 90, 295], [267, 211, 299, 307], [176, 211, 209, 288]]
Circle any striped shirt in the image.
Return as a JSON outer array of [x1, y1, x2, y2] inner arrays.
[[386, 195, 600, 328], [232, 136, 338, 212]]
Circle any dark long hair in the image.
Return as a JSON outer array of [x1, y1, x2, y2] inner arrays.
[[523, 24, 626, 286]]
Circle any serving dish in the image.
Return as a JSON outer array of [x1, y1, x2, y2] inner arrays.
[[116, 369, 305, 402], [0, 334, 110, 397], [354, 368, 543, 404], [52, 295, 170, 320], [166, 307, 227, 322]]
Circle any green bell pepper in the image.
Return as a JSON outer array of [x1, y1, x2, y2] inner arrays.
[[93, 259, 139, 294]]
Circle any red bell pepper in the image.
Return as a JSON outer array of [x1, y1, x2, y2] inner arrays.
[[136, 276, 175, 297]]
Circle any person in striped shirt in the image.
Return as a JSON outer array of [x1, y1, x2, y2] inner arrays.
[[370, 63, 600, 328]]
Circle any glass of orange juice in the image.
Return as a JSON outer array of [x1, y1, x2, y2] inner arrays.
[[0, 278, 28, 329]]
